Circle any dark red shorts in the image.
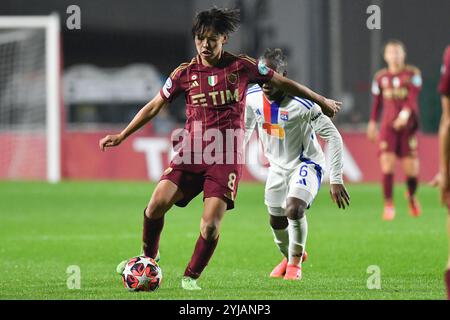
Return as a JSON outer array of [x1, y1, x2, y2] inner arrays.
[[378, 126, 418, 158], [160, 162, 242, 210]]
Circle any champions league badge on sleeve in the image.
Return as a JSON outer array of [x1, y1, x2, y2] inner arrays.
[[258, 59, 269, 75]]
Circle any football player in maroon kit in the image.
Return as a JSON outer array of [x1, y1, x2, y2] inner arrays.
[[99, 7, 341, 290], [367, 40, 422, 221], [437, 45, 450, 300]]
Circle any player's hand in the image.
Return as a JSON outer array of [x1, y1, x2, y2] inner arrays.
[[392, 117, 408, 131], [321, 98, 342, 118], [366, 121, 378, 142], [439, 172, 450, 206], [99, 134, 124, 151], [330, 184, 350, 210], [429, 172, 440, 187]]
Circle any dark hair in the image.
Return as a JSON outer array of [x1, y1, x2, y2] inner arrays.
[[192, 7, 240, 39], [383, 39, 407, 54], [262, 48, 288, 74]]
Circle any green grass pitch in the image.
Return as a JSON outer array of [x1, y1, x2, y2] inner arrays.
[[0, 181, 447, 300]]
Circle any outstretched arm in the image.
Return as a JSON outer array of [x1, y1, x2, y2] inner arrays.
[[99, 94, 168, 151], [310, 107, 350, 209], [439, 95, 450, 204], [269, 72, 342, 118]]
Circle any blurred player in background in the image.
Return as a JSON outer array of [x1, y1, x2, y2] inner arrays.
[[437, 45, 450, 299], [367, 40, 422, 221], [99, 7, 342, 290], [245, 48, 349, 280]]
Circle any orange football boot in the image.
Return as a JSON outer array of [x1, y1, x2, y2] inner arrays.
[[270, 251, 308, 278], [284, 264, 302, 280], [405, 192, 421, 217], [270, 258, 288, 278], [382, 201, 396, 221]]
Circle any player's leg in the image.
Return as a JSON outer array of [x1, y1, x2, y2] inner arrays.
[[283, 163, 321, 280], [116, 179, 184, 274], [182, 197, 227, 290], [181, 164, 241, 289], [285, 197, 308, 267], [268, 209, 289, 278], [378, 127, 398, 220], [446, 211, 450, 300], [142, 179, 184, 258], [283, 197, 309, 281], [380, 151, 396, 220], [400, 133, 421, 217], [264, 168, 290, 277]]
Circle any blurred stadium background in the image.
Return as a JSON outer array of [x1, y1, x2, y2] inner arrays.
[[0, 0, 449, 184]]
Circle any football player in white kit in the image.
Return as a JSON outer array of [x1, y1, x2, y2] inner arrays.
[[245, 48, 350, 280]]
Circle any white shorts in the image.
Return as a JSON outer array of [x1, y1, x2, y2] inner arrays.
[[265, 162, 323, 216]]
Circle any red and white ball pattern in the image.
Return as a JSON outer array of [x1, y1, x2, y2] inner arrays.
[[121, 256, 162, 292]]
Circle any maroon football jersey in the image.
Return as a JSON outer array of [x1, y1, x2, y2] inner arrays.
[[370, 65, 422, 129], [159, 52, 274, 156], [439, 45, 450, 96]]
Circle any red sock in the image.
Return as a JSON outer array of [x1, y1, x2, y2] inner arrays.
[[184, 234, 219, 279], [382, 174, 394, 203], [142, 213, 164, 259], [406, 176, 418, 198], [446, 269, 450, 300]]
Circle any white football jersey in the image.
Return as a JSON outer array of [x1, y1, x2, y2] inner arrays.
[[245, 85, 344, 184]]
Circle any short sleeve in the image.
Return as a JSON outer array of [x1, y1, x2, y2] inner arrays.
[[159, 65, 186, 102], [239, 55, 274, 85], [439, 47, 450, 95]]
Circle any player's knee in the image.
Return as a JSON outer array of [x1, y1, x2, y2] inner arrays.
[[270, 215, 288, 229], [200, 221, 219, 241], [146, 196, 169, 219], [285, 202, 306, 220]]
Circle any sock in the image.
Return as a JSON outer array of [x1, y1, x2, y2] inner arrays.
[[142, 213, 164, 259], [382, 173, 394, 203], [184, 234, 219, 279], [446, 269, 450, 300], [271, 227, 289, 258], [287, 217, 308, 266], [406, 176, 418, 198]]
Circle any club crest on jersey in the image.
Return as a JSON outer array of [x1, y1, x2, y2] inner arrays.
[[227, 73, 237, 84], [208, 75, 218, 86], [280, 110, 289, 121]]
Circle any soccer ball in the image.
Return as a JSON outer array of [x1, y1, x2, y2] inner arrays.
[[121, 256, 162, 292]]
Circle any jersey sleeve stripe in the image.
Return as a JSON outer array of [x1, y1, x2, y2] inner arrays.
[[246, 88, 262, 95], [289, 96, 312, 109], [300, 98, 313, 107], [170, 63, 189, 78], [239, 55, 257, 65]]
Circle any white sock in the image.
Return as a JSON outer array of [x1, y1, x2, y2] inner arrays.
[[287, 216, 308, 266], [271, 227, 289, 258]]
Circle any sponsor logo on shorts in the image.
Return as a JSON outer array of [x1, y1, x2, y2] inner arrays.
[[163, 167, 173, 176]]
